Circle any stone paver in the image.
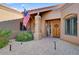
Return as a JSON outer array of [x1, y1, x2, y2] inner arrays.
[[0, 37, 79, 55]]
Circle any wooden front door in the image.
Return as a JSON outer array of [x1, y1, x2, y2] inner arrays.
[[51, 19, 60, 37]]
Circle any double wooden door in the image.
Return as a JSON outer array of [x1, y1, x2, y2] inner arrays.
[[51, 19, 60, 37], [46, 19, 60, 37]]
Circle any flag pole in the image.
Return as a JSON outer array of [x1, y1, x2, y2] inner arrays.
[[22, 6, 27, 30]]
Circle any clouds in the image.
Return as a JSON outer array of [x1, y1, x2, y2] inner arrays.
[[5, 3, 60, 11]]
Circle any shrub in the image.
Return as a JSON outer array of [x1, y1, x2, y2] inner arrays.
[[0, 29, 11, 48], [16, 31, 33, 42], [0, 29, 11, 38], [0, 36, 9, 48]]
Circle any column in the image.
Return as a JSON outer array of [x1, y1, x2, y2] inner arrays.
[[34, 13, 41, 40]]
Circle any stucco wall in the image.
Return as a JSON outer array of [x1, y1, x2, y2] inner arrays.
[[0, 20, 20, 31], [61, 3, 79, 44], [41, 19, 46, 37], [42, 10, 61, 20], [0, 20, 20, 38]]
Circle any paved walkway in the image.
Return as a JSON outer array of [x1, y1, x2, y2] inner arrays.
[[0, 37, 79, 55]]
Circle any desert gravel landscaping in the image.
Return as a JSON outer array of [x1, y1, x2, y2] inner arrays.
[[0, 37, 79, 55]]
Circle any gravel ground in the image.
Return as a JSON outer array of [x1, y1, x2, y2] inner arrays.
[[0, 37, 79, 55]]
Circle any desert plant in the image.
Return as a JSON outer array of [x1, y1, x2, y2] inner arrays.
[[0, 36, 9, 48], [16, 31, 33, 42], [0, 29, 11, 48], [0, 29, 11, 38]]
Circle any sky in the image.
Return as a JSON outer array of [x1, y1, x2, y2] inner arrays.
[[5, 3, 61, 11]]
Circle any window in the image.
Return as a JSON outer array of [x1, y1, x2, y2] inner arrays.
[[65, 15, 77, 36], [20, 22, 26, 31]]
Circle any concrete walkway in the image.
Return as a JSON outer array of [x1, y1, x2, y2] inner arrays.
[[0, 37, 79, 55]]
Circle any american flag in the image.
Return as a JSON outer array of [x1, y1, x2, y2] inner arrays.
[[23, 9, 30, 27]]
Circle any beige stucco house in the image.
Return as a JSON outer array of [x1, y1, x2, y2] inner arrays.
[[0, 3, 79, 45]]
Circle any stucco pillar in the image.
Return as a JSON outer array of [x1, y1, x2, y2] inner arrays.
[[34, 13, 41, 40]]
